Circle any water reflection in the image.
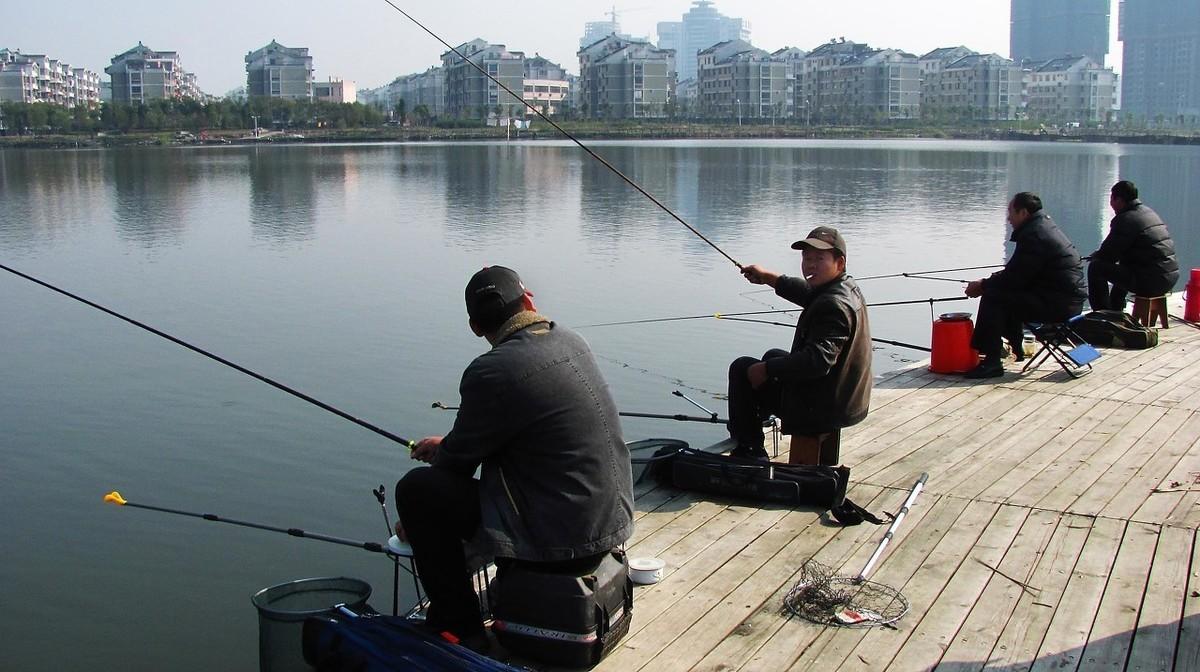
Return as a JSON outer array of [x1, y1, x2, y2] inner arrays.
[[247, 146, 347, 244], [108, 148, 196, 246], [1005, 146, 1118, 258], [0, 150, 108, 251]]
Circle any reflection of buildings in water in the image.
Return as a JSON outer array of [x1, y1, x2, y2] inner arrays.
[[0, 150, 108, 247], [110, 149, 194, 246], [1005, 147, 1119, 258], [441, 144, 533, 248], [248, 146, 344, 244], [1119, 151, 1200, 292]]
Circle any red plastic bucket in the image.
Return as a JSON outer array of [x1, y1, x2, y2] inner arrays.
[[930, 314, 979, 374], [1185, 268, 1200, 322]]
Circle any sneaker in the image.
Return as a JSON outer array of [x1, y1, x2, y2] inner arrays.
[[965, 357, 1005, 379]]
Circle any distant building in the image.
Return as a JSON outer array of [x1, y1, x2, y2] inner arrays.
[[1010, 0, 1110, 66], [245, 40, 313, 100], [383, 67, 446, 118], [578, 35, 675, 119], [657, 0, 750, 82], [580, 12, 640, 49], [313, 78, 355, 104], [696, 40, 797, 121], [442, 39, 525, 119], [799, 40, 919, 123], [106, 43, 202, 103], [922, 52, 1022, 121], [1119, 0, 1200, 125], [1024, 55, 1117, 123], [0, 48, 102, 108], [523, 56, 570, 116], [918, 46, 976, 87]]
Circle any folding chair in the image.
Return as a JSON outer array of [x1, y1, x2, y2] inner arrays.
[[1022, 315, 1102, 378]]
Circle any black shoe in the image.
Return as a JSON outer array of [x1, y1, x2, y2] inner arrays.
[[965, 358, 1005, 379], [730, 445, 769, 461]]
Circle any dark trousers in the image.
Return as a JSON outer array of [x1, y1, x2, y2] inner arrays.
[[395, 466, 485, 638], [971, 290, 1066, 359], [1088, 259, 1136, 311], [727, 348, 788, 450]]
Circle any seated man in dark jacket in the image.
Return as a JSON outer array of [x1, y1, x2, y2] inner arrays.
[[729, 226, 872, 465], [1088, 180, 1180, 311], [395, 266, 634, 646], [964, 192, 1087, 378]]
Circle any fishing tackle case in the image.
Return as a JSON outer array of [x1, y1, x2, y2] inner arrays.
[[489, 548, 633, 668], [667, 447, 850, 509], [1069, 310, 1158, 349]]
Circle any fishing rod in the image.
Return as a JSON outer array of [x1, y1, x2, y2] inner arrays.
[[855, 264, 1004, 282], [579, 296, 970, 329], [0, 263, 417, 450], [902, 274, 969, 284], [433, 401, 730, 425], [103, 491, 388, 553], [715, 316, 932, 352], [378, 1, 742, 271]]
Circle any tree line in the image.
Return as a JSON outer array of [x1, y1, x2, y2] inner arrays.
[[0, 98, 386, 134]]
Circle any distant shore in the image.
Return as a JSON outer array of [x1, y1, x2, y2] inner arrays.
[[3, 123, 1199, 150]]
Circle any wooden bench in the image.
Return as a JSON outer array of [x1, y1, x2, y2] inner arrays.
[[1132, 295, 1169, 329]]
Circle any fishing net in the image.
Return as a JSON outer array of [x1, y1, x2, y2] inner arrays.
[[782, 560, 909, 628]]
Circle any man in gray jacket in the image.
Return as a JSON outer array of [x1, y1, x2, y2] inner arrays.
[[730, 226, 872, 466], [1088, 180, 1179, 311], [395, 266, 634, 646]]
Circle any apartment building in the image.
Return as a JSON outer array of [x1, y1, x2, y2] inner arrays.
[[1024, 55, 1117, 123], [578, 34, 675, 119], [386, 67, 446, 117], [1011, 0, 1110, 65], [922, 51, 1022, 121], [245, 40, 313, 100], [106, 43, 202, 103], [0, 48, 102, 108], [441, 39, 525, 119], [800, 40, 919, 123], [696, 40, 795, 120], [313, 78, 356, 104], [522, 56, 570, 115]]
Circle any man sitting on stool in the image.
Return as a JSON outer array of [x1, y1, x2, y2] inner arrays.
[[394, 266, 634, 648], [1088, 180, 1179, 312], [730, 226, 872, 465], [964, 192, 1086, 379]]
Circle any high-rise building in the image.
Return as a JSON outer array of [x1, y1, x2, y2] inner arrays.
[[1, 49, 102, 108], [657, 0, 750, 83], [1119, 0, 1200, 124], [442, 39, 525, 119], [245, 41, 313, 100], [1010, 0, 1110, 65], [106, 43, 202, 103]]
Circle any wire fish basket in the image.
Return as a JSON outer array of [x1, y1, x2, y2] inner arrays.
[[782, 560, 909, 628]]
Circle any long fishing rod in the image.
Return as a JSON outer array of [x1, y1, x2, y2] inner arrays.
[[432, 401, 729, 425], [103, 491, 388, 553], [856, 264, 1004, 282], [579, 296, 970, 329], [902, 274, 969, 284], [0, 263, 416, 450], [715, 316, 933, 352], [378, 1, 742, 271]]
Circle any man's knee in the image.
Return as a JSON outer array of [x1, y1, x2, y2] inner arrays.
[[729, 355, 759, 379]]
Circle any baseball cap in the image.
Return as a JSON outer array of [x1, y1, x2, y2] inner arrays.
[[464, 266, 527, 323], [790, 226, 847, 256]]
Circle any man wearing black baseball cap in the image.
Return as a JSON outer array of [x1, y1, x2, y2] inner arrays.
[[729, 226, 872, 465], [393, 266, 634, 647]]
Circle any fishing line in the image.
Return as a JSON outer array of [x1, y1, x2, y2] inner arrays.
[[902, 274, 969, 284], [379, 0, 742, 270], [856, 264, 1004, 282], [433, 401, 729, 424], [579, 296, 969, 329], [715, 317, 931, 352], [0, 263, 417, 450]]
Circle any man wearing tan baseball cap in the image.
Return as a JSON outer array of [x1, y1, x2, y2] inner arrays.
[[729, 226, 872, 465]]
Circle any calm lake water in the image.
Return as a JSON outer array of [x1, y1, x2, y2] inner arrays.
[[2, 139, 1197, 670]]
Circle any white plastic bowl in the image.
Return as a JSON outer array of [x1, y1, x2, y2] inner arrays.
[[629, 557, 666, 585]]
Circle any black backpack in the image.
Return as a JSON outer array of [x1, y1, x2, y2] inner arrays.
[[1071, 310, 1159, 349], [661, 447, 850, 509]]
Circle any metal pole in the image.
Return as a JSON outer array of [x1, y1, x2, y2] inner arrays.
[[855, 473, 928, 582]]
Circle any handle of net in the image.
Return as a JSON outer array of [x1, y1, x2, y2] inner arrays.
[[854, 472, 928, 582]]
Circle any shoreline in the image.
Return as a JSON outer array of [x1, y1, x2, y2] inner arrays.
[[3, 124, 1199, 150]]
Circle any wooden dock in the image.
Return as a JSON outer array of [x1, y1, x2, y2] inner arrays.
[[596, 313, 1200, 672]]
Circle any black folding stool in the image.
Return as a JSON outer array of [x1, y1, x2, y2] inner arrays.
[[1022, 315, 1102, 379]]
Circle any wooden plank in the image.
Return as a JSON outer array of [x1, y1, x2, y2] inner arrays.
[[1030, 517, 1126, 672], [1076, 521, 1160, 670], [1067, 406, 1191, 517], [1174, 526, 1200, 672], [976, 513, 1094, 670], [976, 399, 1123, 504], [1105, 410, 1200, 523], [627, 496, 722, 554], [1125, 525, 1193, 672], [838, 502, 1025, 671], [841, 383, 986, 466], [1129, 344, 1200, 407]]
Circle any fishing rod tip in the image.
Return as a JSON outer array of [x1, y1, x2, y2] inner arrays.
[[103, 491, 127, 505]]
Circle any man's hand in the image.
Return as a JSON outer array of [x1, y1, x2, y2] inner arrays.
[[964, 279, 984, 298], [741, 264, 780, 288], [747, 361, 769, 389], [393, 520, 408, 543], [411, 436, 443, 463]]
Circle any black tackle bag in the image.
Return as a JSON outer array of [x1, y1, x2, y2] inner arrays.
[[489, 548, 633, 668], [666, 447, 850, 509], [1070, 310, 1158, 349]]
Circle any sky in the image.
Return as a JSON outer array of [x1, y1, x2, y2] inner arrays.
[[3, 0, 1123, 95]]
